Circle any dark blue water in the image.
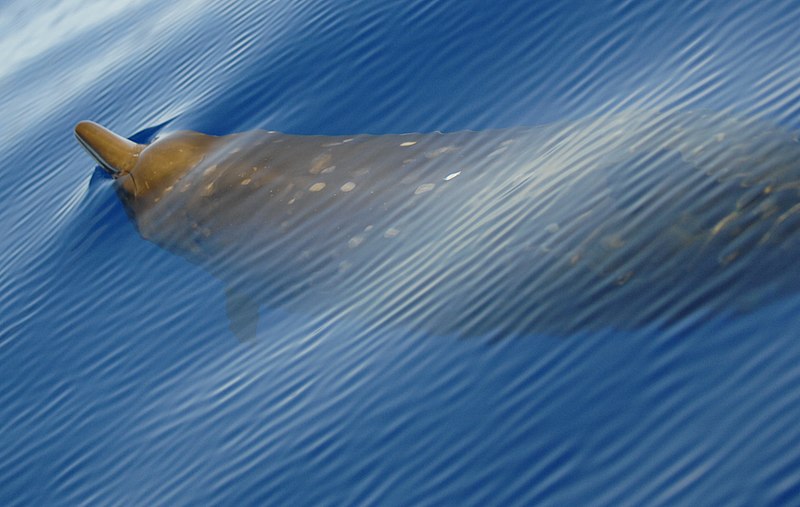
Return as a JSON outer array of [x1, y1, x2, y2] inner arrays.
[[2, 0, 800, 505]]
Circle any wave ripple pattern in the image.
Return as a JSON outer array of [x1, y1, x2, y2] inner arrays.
[[1, 0, 800, 505]]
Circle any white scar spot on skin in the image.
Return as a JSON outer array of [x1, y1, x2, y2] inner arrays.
[[348, 235, 365, 248], [712, 212, 738, 236], [241, 178, 252, 185], [364, 225, 374, 232], [400, 141, 417, 147], [340, 182, 356, 192], [231, 147, 241, 154], [343, 138, 354, 143], [545, 223, 560, 234], [615, 271, 634, 285], [603, 234, 625, 249], [414, 183, 435, 195], [714, 133, 726, 142], [203, 164, 218, 177], [400, 174, 417, 185], [384, 228, 400, 238], [201, 182, 215, 196], [425, 146, 457, 159], [309, 182, 326, 192], [164, 185, 174, 193], [444, 171, 461, 181], [488, 147, 507, 157], [310, 154, 333, 174], [321, 166, 336, 174], [322, 141, 343, 147]]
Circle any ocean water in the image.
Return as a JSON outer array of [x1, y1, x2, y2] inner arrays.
[[2, 0, 800, 505]]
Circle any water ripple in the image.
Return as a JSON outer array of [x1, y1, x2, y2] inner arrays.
[[3, 0, 800, 505]]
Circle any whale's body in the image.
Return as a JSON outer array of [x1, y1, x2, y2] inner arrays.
[[76, 111, 800, 340]]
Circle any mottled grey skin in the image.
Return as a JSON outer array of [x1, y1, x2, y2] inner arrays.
[[75, 111, 800, 341]]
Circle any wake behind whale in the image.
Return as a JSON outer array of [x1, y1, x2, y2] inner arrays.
[[75, 110, 800, 341]]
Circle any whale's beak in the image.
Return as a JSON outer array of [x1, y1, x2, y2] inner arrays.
[[74, 121, 143, 176]]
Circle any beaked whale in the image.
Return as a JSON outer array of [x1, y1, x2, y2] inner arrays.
[[75, 111, 800, 341]]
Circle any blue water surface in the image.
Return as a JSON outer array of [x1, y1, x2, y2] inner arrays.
[[2, 0, 800, 505]]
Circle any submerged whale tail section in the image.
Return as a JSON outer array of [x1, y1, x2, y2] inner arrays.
[[74, 121, 143, 176]]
